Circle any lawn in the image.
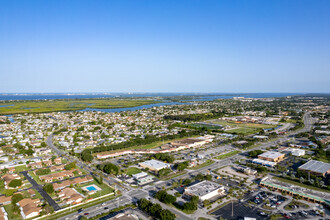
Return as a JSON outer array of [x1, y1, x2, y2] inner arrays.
[[75, 180, 115, 199], [0, 98, 159, 115], [216, 150, 240, 159], [14, 165, 28, 172], [226, 127, 258, 135], [4, 204, 23, 220], [273, 177, 330, 193], [126, 167, 142, 176], [206, 120, 277, 135], [190, 159, 215, 170], [28, 171, 44, 185]]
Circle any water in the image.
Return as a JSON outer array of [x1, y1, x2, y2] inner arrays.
[[79, 102, 188, 113], [0, 93, 301, 101], [0, 104, 14, 107]]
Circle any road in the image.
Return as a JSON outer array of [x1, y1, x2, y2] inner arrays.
[[58, 195, 132, 220], [21, 171, 61, 211]]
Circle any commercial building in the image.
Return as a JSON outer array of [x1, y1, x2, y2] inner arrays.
[[298, 160, 330, 177], [258, 151, 285, 162], [139, 160, 170, 172], [252, 159, 277, 167], [184, 180, 225, 201], [132, 172, 153, 185]]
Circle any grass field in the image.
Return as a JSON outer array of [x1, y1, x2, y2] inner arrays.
[[0, 98, 158, 115], [4, 204, 23, 220], [126, 167, 142, 176], [206, 120, 277, 135], [216, 150, 240, 159]]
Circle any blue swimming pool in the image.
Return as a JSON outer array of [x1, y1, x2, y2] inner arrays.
[[86, 186, 97, 191]]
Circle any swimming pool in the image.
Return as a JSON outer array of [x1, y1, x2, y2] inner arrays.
[[86, 186, 97, 191]]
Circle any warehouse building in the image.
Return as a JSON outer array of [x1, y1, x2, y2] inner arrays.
[[298, 160, 330, 177], [258, 151, 285, 162], [184, 180, 225, 201], [139, 160, 170, 172]]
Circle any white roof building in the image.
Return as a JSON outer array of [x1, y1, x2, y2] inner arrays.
[[184, 180, 225, 201], [139, 160, 170, 171]]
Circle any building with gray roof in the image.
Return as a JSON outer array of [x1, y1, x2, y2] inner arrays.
[[298, 160, 330, 177]]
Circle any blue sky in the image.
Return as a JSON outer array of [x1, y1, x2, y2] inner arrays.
[[1, 0, 329, 93]]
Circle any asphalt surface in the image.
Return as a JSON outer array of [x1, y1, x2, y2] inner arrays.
[[21, 170, 61, 211]]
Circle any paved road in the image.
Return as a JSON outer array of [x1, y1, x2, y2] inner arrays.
[[59, 196, 132, 220], [21, 171, 61, 211]]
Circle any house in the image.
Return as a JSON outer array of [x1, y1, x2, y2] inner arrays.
[[49, 164, 65, 172], [0, 207, 8, 220], [58, 187, 84, 204], [54, 157, 62, 164], [39, 170, 80, 183], [1, 173, 20, 188], [53, 176, 93, 190], [0, 196, 11, 205], [17, 198, 42, 219]]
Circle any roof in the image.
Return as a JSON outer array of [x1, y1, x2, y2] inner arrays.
[[185, 180, 224, 197], [139, 160, 169, 170], [258, 151, 284, 159], [298, 160, 330, 174]]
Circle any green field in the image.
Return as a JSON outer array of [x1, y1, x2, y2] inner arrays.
[[189, 123, 222, 130], [126, 167, 142, 176], [0, 98, 158, 115], [206, 120, 277, 135], [216, 150, 240, 159]]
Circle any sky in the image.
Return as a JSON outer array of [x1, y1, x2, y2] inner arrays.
[[1, 0, 330, 93]]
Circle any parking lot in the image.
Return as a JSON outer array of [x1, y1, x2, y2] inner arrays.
[[211, 201, 268, 220]]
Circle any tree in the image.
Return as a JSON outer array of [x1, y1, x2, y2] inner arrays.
[[81, 152, 93, 162], [43, 183, 54, 194], [8, 179, 22, 188], [160, 209, 176, 220], [11, 193, 24, 204], [158, 168, 172, 178], [103, 163, 119, 175], [138, 198, 151, 211], [64, 162, 76, 170], [149, 203, 162, 216], [36, 168, 51, 176]]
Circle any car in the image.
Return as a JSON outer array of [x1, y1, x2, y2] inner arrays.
[[104, 207, 109, 210], [259, 212, 267, 216], [84, 213, 89, 216], [78, 209, 83, 213]]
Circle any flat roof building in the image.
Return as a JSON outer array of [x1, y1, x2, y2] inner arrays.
[[184, 180, 225, 201], [139, 160, 170, 172], [298, 160, 330, 177], [258, 151, 285, 162]]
